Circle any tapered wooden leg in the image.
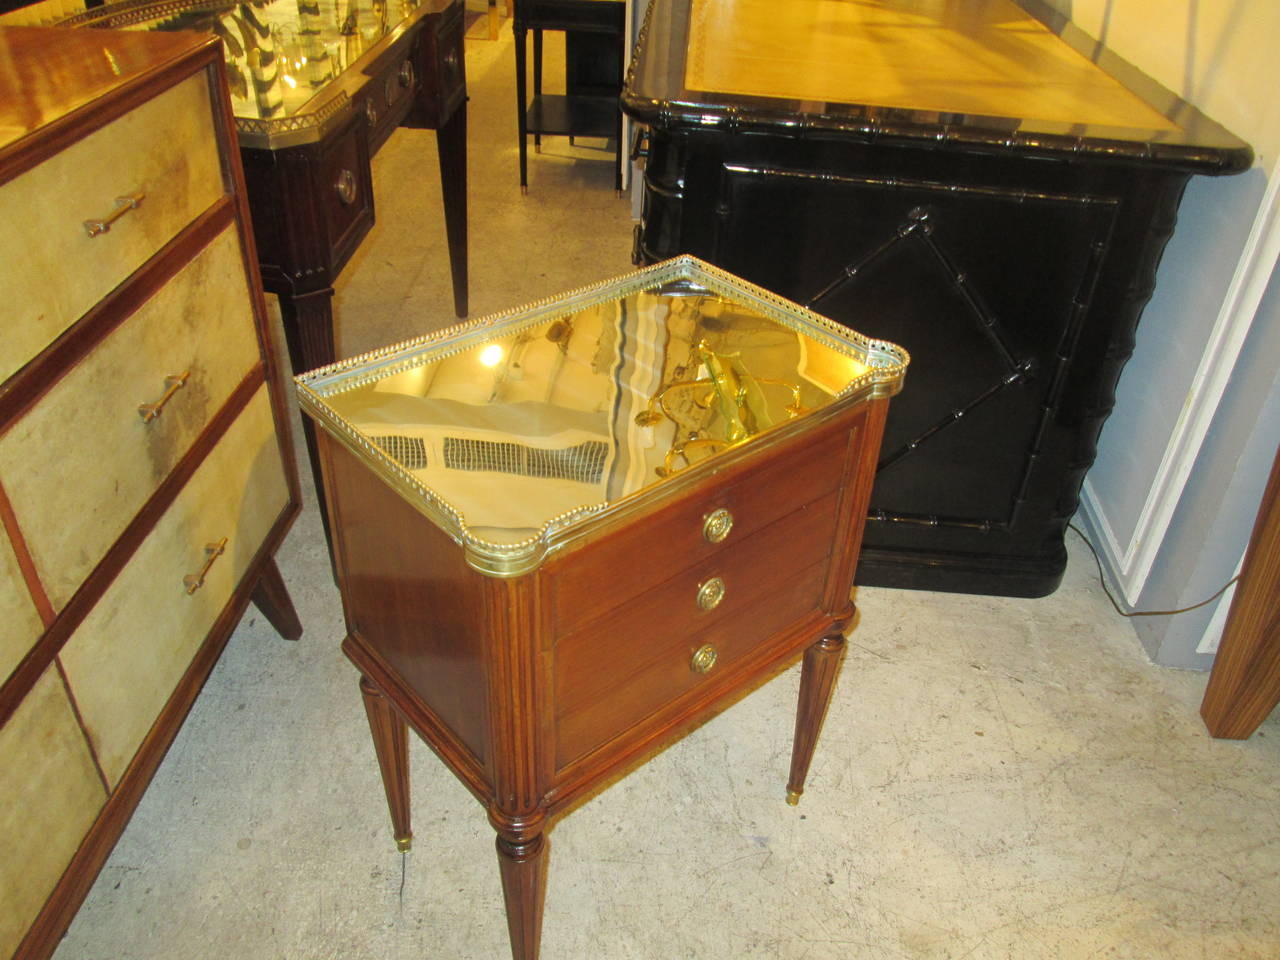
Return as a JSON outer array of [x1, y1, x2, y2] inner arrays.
[[786, 630, 847, 805], [514, 24, 529, 190], [436, 100, 468, 318], [277, 287, 338, 567], [496, 831, 548, 960], [532, 29, 543, 150], [250, 557, 302, 640], [359, 676, 412, 851]]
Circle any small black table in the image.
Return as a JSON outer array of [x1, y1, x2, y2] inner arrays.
[[513, 0, 625, 191]]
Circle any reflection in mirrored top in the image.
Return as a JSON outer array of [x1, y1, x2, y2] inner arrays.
[[64, 0, 423, 123], [296, 256, 908, 576]]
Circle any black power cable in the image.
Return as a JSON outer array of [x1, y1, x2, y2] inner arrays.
[[1067, 523, 1241, 619]]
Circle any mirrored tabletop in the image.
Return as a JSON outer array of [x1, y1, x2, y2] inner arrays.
[[296, 256, 908, 575], [61, 0, 449, 145]]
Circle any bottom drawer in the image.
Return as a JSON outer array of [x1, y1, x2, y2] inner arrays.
[[0, 667, 108, 959], [59, 386, 288, 787]]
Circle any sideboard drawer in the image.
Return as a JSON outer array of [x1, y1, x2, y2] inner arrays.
[[0, 521, 44, 685], [58, 386, 288, 787], [0, 224, 263, 610], [0, 667, 108, 960], [553, 490, 839, 768], [552, 417, 852, 635], [0, 70, 224, 384]]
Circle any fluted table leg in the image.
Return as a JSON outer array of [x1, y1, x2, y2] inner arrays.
[[496, 830, 548, 960], [786, 629, 847, 805], [359, 675, 413, 851]]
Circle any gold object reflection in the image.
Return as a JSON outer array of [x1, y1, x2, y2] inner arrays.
[[296, 255, 908, 577], [638, 336, 806, 479]]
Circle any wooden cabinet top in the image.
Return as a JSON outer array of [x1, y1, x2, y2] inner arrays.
[[623, 0, 1252, 174], [0, 25, 218, 160], [296, 255, 908, 576]]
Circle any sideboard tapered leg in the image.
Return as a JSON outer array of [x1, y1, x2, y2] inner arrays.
[[786, 629, 847, 805], [496, 831, 548, 960], [359, 675, 412, 851]]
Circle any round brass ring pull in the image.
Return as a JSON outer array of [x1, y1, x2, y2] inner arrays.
[[691, 644, 718, 674], [703, 507, 733, 543], [335, 169, 358, 205], [696, 576, 725, 611]]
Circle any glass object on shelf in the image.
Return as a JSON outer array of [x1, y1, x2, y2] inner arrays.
[[62, 0, 426, 122]]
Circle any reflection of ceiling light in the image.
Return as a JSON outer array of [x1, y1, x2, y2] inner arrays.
[[479, 344, 504, 368], [283, 74, 297, 88]]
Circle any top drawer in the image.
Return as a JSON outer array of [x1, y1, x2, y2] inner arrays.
[[0, 70, 225, 384], [552, 414, 855, 636]]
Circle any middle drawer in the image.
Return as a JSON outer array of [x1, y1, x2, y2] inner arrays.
[[0, 224, 263, 611]]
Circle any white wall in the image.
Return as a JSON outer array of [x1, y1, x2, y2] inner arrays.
[[1061, 0, 1280, 666]]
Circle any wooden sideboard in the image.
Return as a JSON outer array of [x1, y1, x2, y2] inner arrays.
[[0, 26, 301, 960], [297, 257, 908, 960]]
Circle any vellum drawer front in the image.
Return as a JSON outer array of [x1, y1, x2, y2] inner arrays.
[[59, 386, 287, 786], [0, 225, 262, 610], [0, 70, 224, 384], [0, 666, 108, 959], [0, 520, 44, 683]]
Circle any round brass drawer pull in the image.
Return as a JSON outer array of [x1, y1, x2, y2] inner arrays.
[[335, 169, 358, 205], [703, 507, 733, 543], [691, 644, 718, 674], [696, 576, 725, 611]]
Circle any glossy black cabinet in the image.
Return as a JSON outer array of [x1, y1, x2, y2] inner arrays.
[[623, 0, 1251, 596]]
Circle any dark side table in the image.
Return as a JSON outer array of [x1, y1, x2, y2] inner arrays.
[[513, 0, 625, 191], [296, 256, 908, 960]]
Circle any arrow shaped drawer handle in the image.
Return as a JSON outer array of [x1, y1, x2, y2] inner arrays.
[[137, 371, 190, 423], [183, 537, 228, 595], [84, 190, 145, 238]]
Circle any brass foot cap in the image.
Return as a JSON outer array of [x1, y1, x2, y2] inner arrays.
[[786, 790, 802, 806], [396, 835, 413, 853], [520, 185, 529, 195]]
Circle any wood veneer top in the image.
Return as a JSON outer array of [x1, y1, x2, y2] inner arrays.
[[685, 0, 1175, 131], [0, 25, 212, 155]]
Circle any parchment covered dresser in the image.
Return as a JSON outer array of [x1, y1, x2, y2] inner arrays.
[[0, 26, 301, 959]]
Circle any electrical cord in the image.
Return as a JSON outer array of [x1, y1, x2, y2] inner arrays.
[[1067, 522, 1241, 619]]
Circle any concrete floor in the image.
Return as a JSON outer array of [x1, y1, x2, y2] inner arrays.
[[52, 18, 1280, 960]]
